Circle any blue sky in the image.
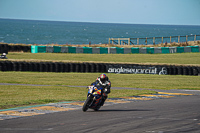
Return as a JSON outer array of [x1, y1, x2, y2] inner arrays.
[[0, 0, 200, 25]]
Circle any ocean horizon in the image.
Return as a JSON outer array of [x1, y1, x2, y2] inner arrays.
[[0, 18, 200, 45]]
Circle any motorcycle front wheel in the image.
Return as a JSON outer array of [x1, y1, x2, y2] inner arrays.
[[82, 96, 92, 112]]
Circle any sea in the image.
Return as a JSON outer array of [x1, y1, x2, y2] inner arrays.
[[0, 18, 200, 45]]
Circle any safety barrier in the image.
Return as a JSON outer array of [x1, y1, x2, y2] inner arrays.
[[31, 45, 200, 54], [8, 45, 31, 52], [0, 61, 199, 76], [4, 45, 200, 54], [0, 44, 8, 54]]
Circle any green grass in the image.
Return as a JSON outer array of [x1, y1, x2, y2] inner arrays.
[[0, 72, 200, 90], [0, 84, 155, 109], [7, 52, 200, 65]]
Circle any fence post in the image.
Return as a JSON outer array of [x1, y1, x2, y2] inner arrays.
[[108, 34, 199, 46], [128, 38, 130, 45], [118, 38, 120, 45], [145, 37, 147, 45], [186, 35, 188, 42]]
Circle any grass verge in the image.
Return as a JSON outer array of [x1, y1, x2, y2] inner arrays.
[[0, 85, 156, 109], [6, 52, 200, 66], [0, 72, 199, 90]]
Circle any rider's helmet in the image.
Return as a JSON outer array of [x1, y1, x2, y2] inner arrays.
[[100, 73, 107, 83]]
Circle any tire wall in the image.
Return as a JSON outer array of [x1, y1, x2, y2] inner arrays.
[[8, 45, 31, 52], [0, 61, 199, 76], [0, 44, 8, 54]]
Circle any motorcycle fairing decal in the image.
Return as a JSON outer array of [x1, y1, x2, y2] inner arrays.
[[88, 88, 93, 94], [94, 96, 102, 105], [93, 89, 101, 95]]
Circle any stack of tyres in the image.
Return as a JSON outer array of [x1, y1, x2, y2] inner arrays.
[[90, 63, 95, 72], [197, 67, 200, 75], [55, 63, 60, 72], [75, 63, 81, 72], [0, 61, 199, 76], [26, 62, 32, 71], [57, 63, 63, 72], [69, 63, 75, 72], [4, 61, 12, 71], [192, 67, 198, 76], [183, 67, 189, 75], [63, 63, 70, 72], [39, 63, 45, 72], [32, 62, 40, 72], [21, 62, 27, 71], [177, 66, 183, 75], [12, 62, 18, 71], [95, 63, 101, 73], [173, 66, 178, 75], [51, 63, 57, 72], [80, 63, 86, 72], [47, 62, 53, 72], [167, 66, 173, 75], [22, 46, 31, 52], [0, 44, 8, 54], [0, 61, 7, 71], [101, 63, 107, 73], [188, 67, 193, 76]]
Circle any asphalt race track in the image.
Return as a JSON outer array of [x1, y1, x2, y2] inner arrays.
[[0, 88, 200, 133]]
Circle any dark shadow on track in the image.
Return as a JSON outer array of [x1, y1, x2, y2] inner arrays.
[[86, 109, 153, 112]]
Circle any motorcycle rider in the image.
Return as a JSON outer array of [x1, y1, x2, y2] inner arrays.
[[91, 73, 111, 106]]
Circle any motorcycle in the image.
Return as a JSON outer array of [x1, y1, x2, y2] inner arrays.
[[82, 84, 107, 112]]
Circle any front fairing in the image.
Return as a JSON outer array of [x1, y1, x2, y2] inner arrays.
[[87, 85, 103, 96], [87, 85, 103, 108]]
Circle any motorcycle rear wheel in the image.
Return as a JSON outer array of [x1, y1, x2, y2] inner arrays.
[[82, 96, 92, 112]]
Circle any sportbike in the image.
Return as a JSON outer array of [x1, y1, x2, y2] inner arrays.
[[82, 84, 107, 112]]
